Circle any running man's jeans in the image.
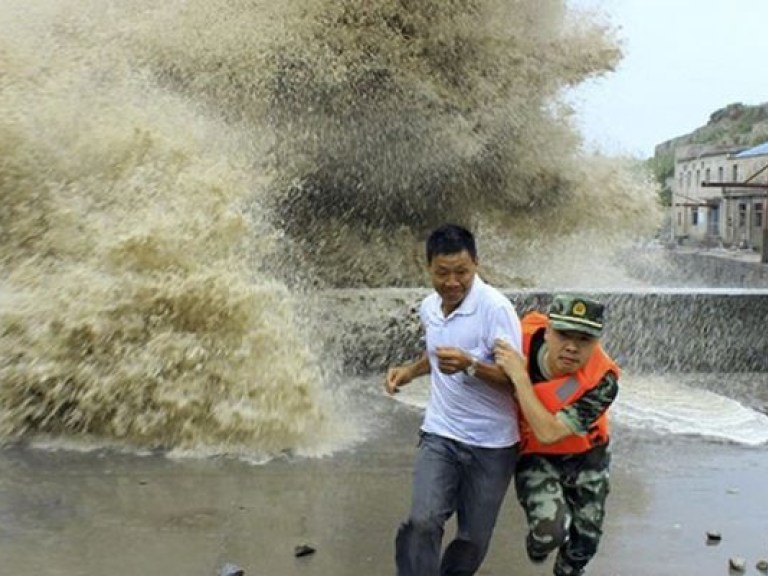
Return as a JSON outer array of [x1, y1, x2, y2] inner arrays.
[[395, 432, 518, 576]]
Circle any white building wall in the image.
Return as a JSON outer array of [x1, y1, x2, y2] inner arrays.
[[672, 145, 768, 249]]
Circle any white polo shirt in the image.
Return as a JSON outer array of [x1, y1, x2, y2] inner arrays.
[[419, 275, 522, 448]]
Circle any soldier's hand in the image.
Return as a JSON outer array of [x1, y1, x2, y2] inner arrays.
[[493, 339, 527, 381]]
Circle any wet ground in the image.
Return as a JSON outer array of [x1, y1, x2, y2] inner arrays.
[[2, 391, 767, 576]]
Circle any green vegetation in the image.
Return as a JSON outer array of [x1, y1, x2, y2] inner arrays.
[[659, 102, 768, 150], [646, 152, 673, 206]]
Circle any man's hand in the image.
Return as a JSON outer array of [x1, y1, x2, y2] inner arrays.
[[385, 366, 413, 395], [385, 353, 430, 395], [435, 347, 472, 375]]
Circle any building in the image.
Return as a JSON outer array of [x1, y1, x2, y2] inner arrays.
[[672, 141, 768, 252]]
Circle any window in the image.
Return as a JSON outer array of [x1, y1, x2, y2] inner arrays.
[[738, 203, 747, 227], [691, 207, 699, 226], [733, 164, 739, 182], [756, 203, 764, 228], [696, 170, 700, 186], [677, 212, 682, 226], [718, 166, 724, 182]]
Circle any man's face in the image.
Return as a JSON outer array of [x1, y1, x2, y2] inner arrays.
[[544, 327, 599, 376], [427, 250, 477, 311]]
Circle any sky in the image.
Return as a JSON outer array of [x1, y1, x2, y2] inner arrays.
[[567, 0, 768, 158]]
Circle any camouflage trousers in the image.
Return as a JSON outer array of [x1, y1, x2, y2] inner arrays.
[[514, 445, 610, 576]]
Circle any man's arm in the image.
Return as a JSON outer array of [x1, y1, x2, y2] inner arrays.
[[451, 299, 521, 393], [468, 357, 513, 390], [434, 347, 512, 391], [385, 352, 430, 395]]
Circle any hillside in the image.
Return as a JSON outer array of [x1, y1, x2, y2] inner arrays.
[[649, 101, 768, 205], [655, 101, 768, 157]]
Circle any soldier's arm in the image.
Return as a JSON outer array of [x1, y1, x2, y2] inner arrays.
[[556, 372, 619, 435], [513, 371, 577, 444], [496, 342, 576, 444]]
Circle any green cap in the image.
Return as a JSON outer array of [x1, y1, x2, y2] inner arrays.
[[548, 294, 605, 337]]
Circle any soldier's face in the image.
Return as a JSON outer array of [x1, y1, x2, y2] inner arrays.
[[544, 327, 599, 376], [427, 250, 476, 313]]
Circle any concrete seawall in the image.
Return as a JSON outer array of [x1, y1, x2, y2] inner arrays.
[[316, 289, 768, 374], [665, 250, 768, 286], [625, 247, 768, 287]]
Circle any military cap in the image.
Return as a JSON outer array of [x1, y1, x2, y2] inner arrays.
[[548, 294, 605, 337]]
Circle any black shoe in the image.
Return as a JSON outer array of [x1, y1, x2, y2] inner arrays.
[[527, 549, 548, 564], [526, 533, 549, 564]]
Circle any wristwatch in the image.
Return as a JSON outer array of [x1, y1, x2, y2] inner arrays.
[[465, 355, 479, 377]]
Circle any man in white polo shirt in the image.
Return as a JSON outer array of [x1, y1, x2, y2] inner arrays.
[[385, 223, 523, 576]]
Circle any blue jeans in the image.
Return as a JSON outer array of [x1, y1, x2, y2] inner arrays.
[[395, 432, 518, 576]]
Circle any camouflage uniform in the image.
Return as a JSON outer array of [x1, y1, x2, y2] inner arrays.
[[515, 420, 612, 576], [516, 295, 619, 576]]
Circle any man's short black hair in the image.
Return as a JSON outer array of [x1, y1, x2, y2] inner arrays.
[[426, 224, 477, 264]]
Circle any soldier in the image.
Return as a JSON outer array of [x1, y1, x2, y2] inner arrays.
[[493, 294, 620, 576]]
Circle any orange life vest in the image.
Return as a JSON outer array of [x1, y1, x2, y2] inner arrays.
[[518, 312, 620, 456]]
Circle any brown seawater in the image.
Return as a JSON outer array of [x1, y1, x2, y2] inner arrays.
[[0, 0, 661, 458]]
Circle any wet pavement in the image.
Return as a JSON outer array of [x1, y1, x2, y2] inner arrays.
[[2, 401, 768, 576]]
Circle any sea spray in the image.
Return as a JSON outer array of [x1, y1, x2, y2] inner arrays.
[[0, 0, 350, 456], [260, 0, 661, 285], [0, 0, 662, 456], [86, 0, 662, 284]]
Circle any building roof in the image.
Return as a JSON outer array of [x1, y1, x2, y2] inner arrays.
[[734, 141, 768, 158], [675, 144, 747, 162]]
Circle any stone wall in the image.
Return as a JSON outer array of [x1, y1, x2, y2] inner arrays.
[[620, 247, 768, 288], [316, 289, 768, 375], [664, 250, 768, 286]]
